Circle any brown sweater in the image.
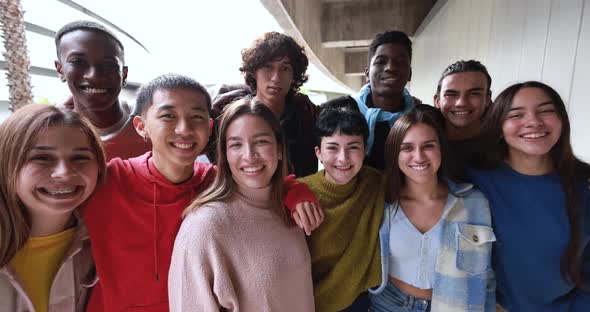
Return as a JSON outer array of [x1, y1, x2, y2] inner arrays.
[[168, 185, 315, 311]]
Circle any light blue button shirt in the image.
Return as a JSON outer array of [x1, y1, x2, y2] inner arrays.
[[387, 197, 453, 289]]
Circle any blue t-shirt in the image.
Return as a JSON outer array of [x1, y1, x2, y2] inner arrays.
[[466, 163, 590, 311]]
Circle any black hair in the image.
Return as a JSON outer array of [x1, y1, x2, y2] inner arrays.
[[135, 73, 211, 116], [55, 20, 124, 59], [314, 103, 369, 147], [436, 60, 492, 95], [367, 31, 412, 66]]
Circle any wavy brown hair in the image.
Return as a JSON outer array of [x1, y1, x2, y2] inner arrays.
[[384, 105, 451, 203], [481, 81, 588, 287], [240, 32, 309, 97], [0, 104, 106, 267], [183, 97, 290, 224]]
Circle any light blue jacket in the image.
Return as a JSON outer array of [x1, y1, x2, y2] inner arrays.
[[370, 179, 496, 312]]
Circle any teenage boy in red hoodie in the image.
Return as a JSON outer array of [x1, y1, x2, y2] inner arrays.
[[82, 74, 321, 311]]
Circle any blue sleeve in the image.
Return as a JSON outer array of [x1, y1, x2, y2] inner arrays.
[[581, 184, 590, 284], [485, 269, 497, 311]]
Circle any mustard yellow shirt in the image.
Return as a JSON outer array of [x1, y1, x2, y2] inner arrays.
[[9, 228, 76, 312]]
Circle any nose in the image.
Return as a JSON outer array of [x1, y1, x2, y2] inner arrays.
[[455, 93, 467, 107], [175, 117, 193, 136], [336, 149, 349, 162], [270, 68, 280, 82], [84, 66, 98, 80], [244, 143, 259, 161], [524, 112, 544, 127], [51, 160, 75, 179], [414, 148, 426, 162]]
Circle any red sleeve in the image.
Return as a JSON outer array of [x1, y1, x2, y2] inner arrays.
[[283, 174, 319, 214]]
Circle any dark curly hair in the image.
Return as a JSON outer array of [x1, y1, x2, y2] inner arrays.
[[240, 32, 309, 96]]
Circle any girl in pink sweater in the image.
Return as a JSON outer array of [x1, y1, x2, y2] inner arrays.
[[169, 97, 315, 311]]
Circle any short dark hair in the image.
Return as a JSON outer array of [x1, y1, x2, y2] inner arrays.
[[55, 20, 124, 59], [240, 32, 309, 96], [367, 31, 412, 65], [314, 103, 369, 147], [135, 73, 211, 116], [436, 60, 492, 95]]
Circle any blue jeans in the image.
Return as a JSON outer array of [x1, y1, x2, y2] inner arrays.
[[369, 281, 431, 312]]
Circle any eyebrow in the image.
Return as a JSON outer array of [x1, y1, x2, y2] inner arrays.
[[325, 141, 362, 145], [401, 140, 437, 145], [156, 105, 207, 112], [227, 132, 273, 141], [31, 146, 93, 152], [508, 101, 554, 111], [443, 87, 485, 93]]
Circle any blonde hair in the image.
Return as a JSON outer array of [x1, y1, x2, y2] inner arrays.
[[0, 104, 106, 267], [183, 97, 290, 224]]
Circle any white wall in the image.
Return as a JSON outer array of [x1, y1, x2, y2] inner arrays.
[[411, 0, 590, 162]]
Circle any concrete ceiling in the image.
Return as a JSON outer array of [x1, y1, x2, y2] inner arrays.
[[260, 0, 437, 91]]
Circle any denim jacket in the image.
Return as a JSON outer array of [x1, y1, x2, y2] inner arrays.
[[371, 179, 496, 312]]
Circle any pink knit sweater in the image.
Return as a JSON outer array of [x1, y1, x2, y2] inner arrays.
[[168, 185, 315, 311]]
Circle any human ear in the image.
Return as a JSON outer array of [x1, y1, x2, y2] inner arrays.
[[133, 115, 148, 140], [434, 94, 441, 108], [314, 146, 322, 163], [122, 66, 129, 86], [54, 60, 65, 82]]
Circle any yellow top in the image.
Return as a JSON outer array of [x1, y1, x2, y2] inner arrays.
[[9, 228, 76, 312]]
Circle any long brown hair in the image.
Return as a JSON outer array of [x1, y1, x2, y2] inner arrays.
[[183, 97, 290, 224], [0, 104, 106, 267], [482, 81, 586, 286], [384, 105, 451, 203]]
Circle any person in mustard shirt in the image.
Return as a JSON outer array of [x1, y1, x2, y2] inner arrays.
[[0, 104, 106, 311]]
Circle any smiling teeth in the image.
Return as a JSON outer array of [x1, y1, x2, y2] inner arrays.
[[243, 166, 263, 173], [173, 142, 194, 149], [453, 111, 469, 115], [45, 188, 76, 195], [84, 87, 107, 94], [522, 133, 547, 139], [411, 165, 428, 171]]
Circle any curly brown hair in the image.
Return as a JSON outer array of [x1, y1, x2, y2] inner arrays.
[[240, 32, 309, 96]]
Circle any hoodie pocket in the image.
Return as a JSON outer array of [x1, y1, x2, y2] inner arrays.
[[456, 223, 496, 275], [125, 300, 168, 311]]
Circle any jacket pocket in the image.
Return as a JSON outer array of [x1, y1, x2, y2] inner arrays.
[[455, 223, 496, 275]]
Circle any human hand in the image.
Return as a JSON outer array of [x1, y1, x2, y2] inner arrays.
[[292, 201, 324, 236]]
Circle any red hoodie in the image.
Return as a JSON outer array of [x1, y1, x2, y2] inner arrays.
[[83, 152, 215, 311], [83, 152, 317, 311]]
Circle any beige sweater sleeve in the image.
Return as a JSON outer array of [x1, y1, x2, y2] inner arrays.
[[168, 206, 238, 311]]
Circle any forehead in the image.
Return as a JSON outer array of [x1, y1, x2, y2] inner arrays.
[[441, 71, 488, 90], [58, 30, 123, 59], [321, 131, 363, 144], [33, 125, 91, 147], [149, 88, 209, 112], [227, 114, 273, 136], [372, 43, 410, 60], [511, 87, 552, 107], [403, 123, 438, 141]]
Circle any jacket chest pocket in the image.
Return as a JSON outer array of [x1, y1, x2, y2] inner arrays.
[[455, 223, 496, 275]]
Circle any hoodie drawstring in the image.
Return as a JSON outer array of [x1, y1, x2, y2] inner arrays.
[[152, 183, 159, 281]]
